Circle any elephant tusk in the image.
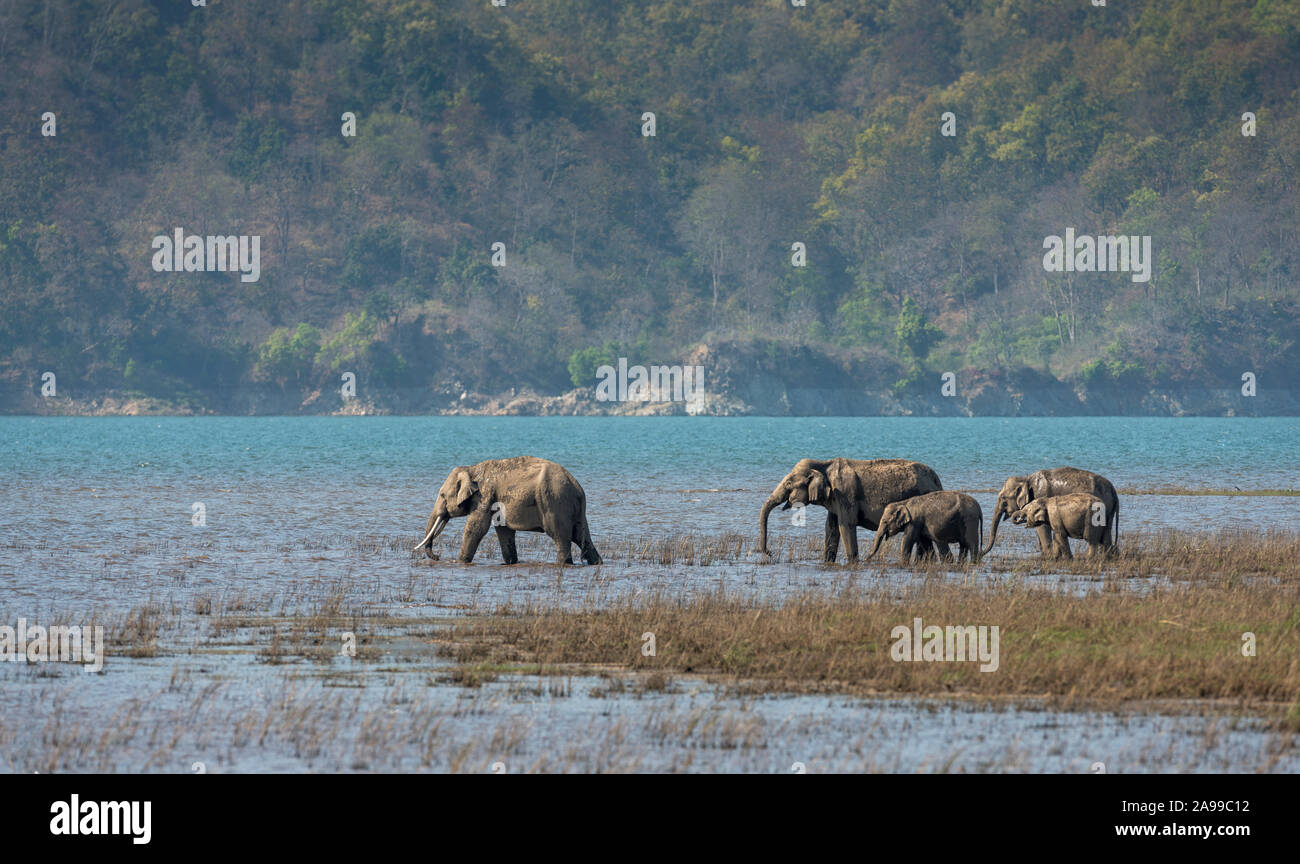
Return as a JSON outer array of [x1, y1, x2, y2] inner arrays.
[[413, 516, 447, 553]]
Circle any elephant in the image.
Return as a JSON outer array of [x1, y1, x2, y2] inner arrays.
[[1011, 492, 1111, 559], [983, 467, 1119, 556], [412, 456, 602, 565], [865, 491, 983, 564], [759, 458, 943, 563]]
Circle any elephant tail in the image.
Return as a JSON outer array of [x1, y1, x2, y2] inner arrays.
[[576, 518, 602, 565], [978, 513, 983, 561]]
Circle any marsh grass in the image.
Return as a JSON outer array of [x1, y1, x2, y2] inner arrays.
[[437, 580, 1300, 723], [13, 524, 1297, 752], [110, 602, 176, 658], [983, 527, 1300, 582], [417, 525, 1300, 580], [11, 580, 1300, 772]]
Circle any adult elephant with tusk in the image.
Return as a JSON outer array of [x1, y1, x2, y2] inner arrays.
[[758, 458, 943, 563], [413, 456, 602, 565], [983, 466, 1119, 556]]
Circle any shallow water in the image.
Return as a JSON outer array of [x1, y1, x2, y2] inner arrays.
[[3, 416, 1298, 613], [2, 417, 1297, 772], [2, 648, 1293, 774]]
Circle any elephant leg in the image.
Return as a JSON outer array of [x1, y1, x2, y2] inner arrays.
[[1034, 524, 1052, 554], [547, 520, 575, 565], [900, 527, 917, 565], [838, 519, 859, 562], [1055, 534, 1073, 559], [537, 511, 575, 565], [937, 540, 954, 563], [961, 522, 978, 562], [458, 511, 492, 563], [1101, 523, 1116, 556], [823, 513, 840, 563], [1091, 527, 1110, 557], [914, 537, 936, 560], [495, 526, 518, 564]]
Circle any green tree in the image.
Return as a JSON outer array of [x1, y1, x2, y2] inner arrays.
[[258, 324, 320, 384], [568, 341, 620, 388], [895, 297, 943, 361]]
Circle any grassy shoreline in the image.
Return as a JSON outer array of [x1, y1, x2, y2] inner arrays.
[[436, 581, 1300, 726]]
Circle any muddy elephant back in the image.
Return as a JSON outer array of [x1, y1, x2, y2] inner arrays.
[[898, 461, 942, 497], [847, 461, 943, 530], [913, 462, 943, 493]]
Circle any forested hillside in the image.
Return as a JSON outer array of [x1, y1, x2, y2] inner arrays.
[[3, 0, 1299, 413]]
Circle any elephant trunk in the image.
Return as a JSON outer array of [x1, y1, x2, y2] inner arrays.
[[413, 515, 447, 557], [982, 498, 1007, 556], [864, 528, 890, 561], [758, 494, 782, 557]]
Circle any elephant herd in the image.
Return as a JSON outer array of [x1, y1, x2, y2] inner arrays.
[[412, 456, 1119, 566], [758, 459, 1119, 564]]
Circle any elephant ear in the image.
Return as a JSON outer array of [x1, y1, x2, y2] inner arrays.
[[1015, 482, 1034, 510], [896, 503, 911, 527], [453, 470, 478, 508], [808, 471, 829, 504]]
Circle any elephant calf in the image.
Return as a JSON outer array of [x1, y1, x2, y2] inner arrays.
[[413, 456, 602, 565], [984, 467, 1119, 556], [1011, 492, 1111, 559], [865, 491, 983, 565]]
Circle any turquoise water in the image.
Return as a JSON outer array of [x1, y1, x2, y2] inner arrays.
[[3, 415, 1298, 485], [2, 414, 1297, 545]]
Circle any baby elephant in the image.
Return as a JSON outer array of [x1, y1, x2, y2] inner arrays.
[[1012, 492, 1112, 559], [865, 491, 983, 564]]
